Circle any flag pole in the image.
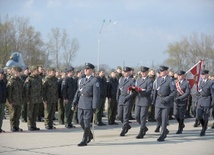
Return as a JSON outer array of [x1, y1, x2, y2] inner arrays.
[[185, 59, 203, 74]]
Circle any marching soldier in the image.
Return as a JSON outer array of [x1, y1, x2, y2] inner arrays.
[[24, 66, 42, 131], [174, 70, 190, 134], [148, 69, 156, 122], [7, 66, 24, 132], [116, 67, 136, 136], [196, 69, 214, 136], [152, 65, 176, 141], [61, 67, 76, 128], [73, 63, 100, 146], [135, 66, 153, 139], [42, 67, 58, 129]]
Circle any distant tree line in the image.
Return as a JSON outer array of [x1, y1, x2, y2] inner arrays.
[[1, 15, 213, 73], [164, 33, 214, 73], [0, 15, 79, 69]]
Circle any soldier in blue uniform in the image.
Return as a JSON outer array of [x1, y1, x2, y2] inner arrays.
[[174, 70, 190, 134], [196, 69, 214, 136], [152, 65, 176, 141], [73, 63, 100, 146], [116, 67, 136, 136], [61, 67, 76, 128], [135, 66, 153, 139]]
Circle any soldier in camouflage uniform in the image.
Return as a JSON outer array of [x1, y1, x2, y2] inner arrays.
[[42, 67, 58, 129], [7, 66, 24, 132], [20, 66, 29, 122], [37, 65, 45, 122], [24, 66, 42, 131]]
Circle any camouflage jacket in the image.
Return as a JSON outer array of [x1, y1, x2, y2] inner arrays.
[[42, 75, 58, 103], [24, 74, 43, 104], [7, 76, 23, 105]]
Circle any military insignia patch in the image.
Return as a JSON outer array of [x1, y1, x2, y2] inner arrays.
[[212, 85, 214, 89], [96, 82, 99, 87], [172, 81, 175, 85], [150, 83, 153, 87]]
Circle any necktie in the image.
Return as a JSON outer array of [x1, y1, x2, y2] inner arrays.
[[124, 78, 127, 83]]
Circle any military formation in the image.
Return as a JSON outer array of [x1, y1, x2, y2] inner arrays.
[[0, 62, 214, 147]]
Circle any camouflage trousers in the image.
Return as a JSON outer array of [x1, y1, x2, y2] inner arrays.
[[10, 104, 21, 129], [44, 102, 56, 127], [27, 103, 39, 128]]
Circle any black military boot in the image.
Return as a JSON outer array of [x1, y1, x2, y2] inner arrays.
[[193, 119, 200, 127], [176, 119, 184, 134], [157, 128, 169, 142], [120, 128, 126, 136], [136, 127, 148, 139], [154, 125, 160, 132], [78, 128, 90, 146], [200, 120, 207, 136], [87, 130, 93, 143]]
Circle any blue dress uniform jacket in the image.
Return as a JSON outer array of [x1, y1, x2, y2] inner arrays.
[[197, 80, 214, 107], [61, 77, 76, 100], [78, 76, 100, 110], [135, 76, 153, 106], [154, 76, 176, 108], [175, 79, 191, 105], [116, 76, 136, 105]]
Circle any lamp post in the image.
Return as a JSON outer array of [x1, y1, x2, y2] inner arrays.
[[97, 19, 117, 71]]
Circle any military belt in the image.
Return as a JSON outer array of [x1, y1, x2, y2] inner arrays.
[[201, 95, 210, 97]]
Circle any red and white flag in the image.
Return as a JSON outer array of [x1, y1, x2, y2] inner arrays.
[[185, 60, 203, 93]]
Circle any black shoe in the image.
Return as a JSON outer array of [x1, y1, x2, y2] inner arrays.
[[120, 129, 126, 136], [78, 141, 87, 146], [124, 124, 131, 134], [16, 128, 23, 132], [157, 136, 165, 142], [28, 127, 35, 131], [154, 126, 160, 132], [176, 129, 182, 134], [45, 126, 52, 130], [11, 128, 18, 132], [50, 126, 56, 129], [136, 127, 148, 139], [200, 130, 205, 136], [0, 129, 5, 133], [97, 122, 106, 126], [33, 127, 40, 130]]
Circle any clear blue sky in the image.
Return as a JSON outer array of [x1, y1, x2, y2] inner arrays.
[[0, 0, 213, 69]]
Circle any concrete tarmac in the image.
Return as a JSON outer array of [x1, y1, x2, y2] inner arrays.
[[0, 115, 214, 155]]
